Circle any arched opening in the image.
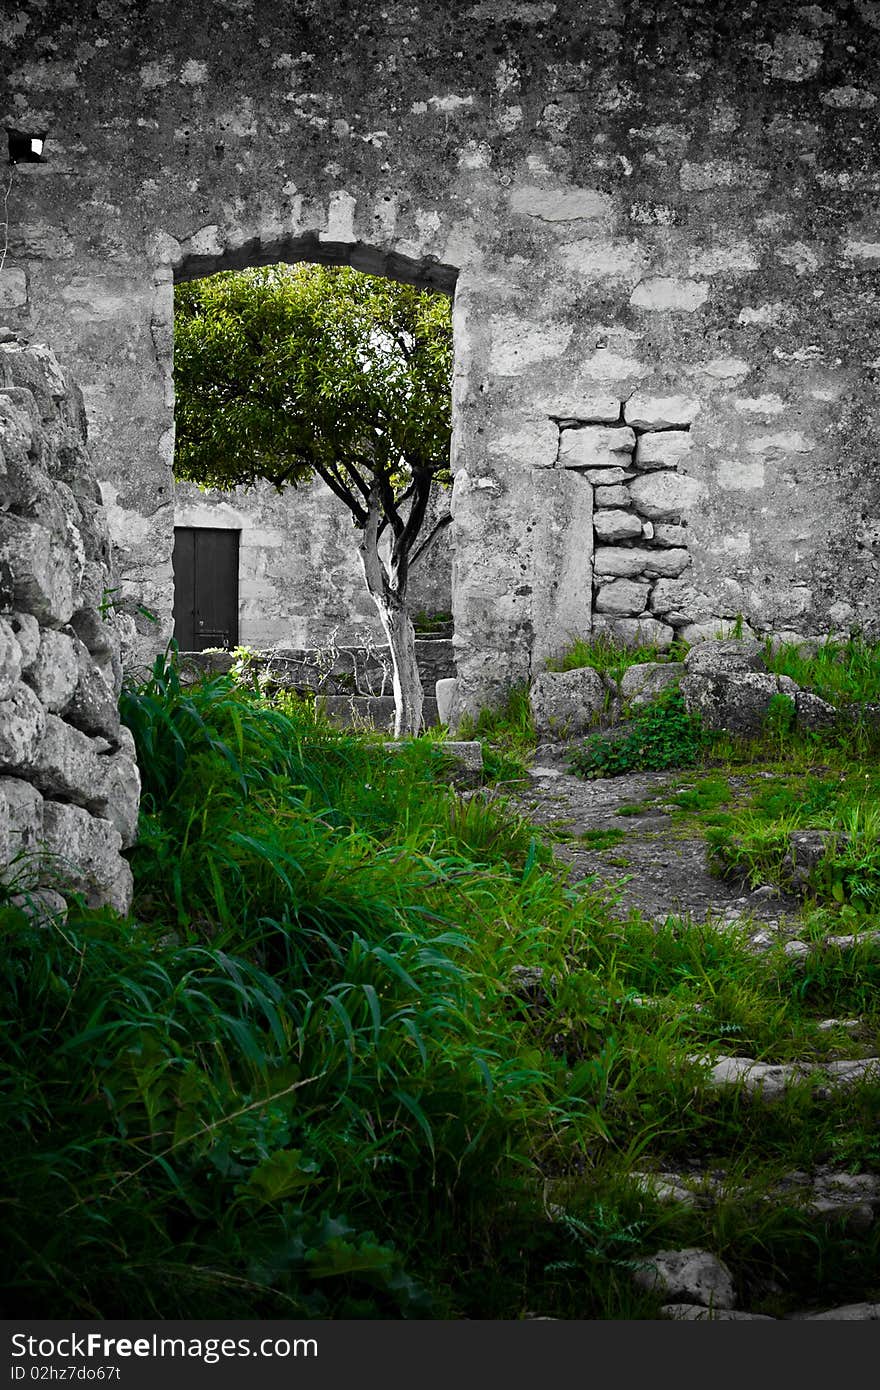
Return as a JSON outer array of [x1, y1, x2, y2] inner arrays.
[[170, 241, 459, 735]]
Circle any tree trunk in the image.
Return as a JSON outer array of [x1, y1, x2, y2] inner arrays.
[[357, 492, 424, 738], [371, 584, 424, 738]]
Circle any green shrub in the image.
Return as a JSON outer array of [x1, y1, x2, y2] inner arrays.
[[567, 690, 705, 778]]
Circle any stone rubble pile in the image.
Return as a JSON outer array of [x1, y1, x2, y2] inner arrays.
[[528, 636, 879, 743], [0, 332, 139, 915]]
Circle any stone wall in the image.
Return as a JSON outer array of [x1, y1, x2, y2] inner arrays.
[[2, 2, 880, 716], [0, 333, 138, 915], [173, 473, 452, 650]]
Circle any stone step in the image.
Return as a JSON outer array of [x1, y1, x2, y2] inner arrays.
[[690, 1052, 880, 1100], [633, 1167, 880, 1230]]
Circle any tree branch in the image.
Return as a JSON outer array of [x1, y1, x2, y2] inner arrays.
[[311, 457, 368, 526], [409, 509, 452, 566], [397, 468, 434, 559]]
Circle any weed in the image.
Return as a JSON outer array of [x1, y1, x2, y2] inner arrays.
[[568, 690, 705, 779]]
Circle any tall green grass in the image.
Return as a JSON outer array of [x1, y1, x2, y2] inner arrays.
[[0, 653, 607, 1317], [763, 634, 880, 707], [545, 633, 686, 683], [4, 650, 880, 1319]]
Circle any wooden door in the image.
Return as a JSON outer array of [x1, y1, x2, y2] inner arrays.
[[172, 527, 240, 651]]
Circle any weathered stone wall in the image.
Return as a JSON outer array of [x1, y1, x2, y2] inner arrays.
[[2, 1, 880, 715], [0, 334, 138, 914], [173, 474, 452, 649]]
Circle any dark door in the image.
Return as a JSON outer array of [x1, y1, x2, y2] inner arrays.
[[172, 527, 240, 651]]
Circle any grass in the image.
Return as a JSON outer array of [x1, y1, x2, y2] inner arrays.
[[4, 642, 880, 1320], [456, 681, 536, 782], [764, 633, 880, 707], [545, 632, 687, 684]]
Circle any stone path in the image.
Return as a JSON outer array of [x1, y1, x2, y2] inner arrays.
[[508, 752, 802, 938], [505, 747, 880, 1321]]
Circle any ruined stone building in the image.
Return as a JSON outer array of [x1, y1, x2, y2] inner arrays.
[[1, 0, 879, 726]]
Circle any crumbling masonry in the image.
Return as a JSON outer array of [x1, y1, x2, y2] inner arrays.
[[0, 336, 139, 912]]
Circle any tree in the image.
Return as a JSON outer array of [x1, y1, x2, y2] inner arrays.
[[173, 263, 454, 736]]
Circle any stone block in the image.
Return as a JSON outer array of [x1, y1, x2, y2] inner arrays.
[[540, 393, 620, 423], [41, 800, 133, 914], [23, 628, 78, 712], [650, 579, 712, 621], [528, 467, 594, 664], [782, 829, 835, 892], [628, 472, 703, 519], [679, 618, 756, 644], [0, 682, 47, 769], [0, 776, 43, 865], [435, 677, 457, 724], [28, 714, 98, 801], [594, 546, 690, 579], [633, 1249, 735, 1309], [624, 395, 702, 429], [0, 343, 66, 420], [91, 746, 141, 846], [0, 512, 80, 625], [680, 670, 787, 734], [620, 662, 686, 706], [629, 278, 709, 312], [795, 1305, 880, 1322], [593, 616, 675, 650], [321, 694, 440, 732], [652, 523, 689, 548], [9, 887, 68, 923], [582, 467, 634, 484], [634, 430, 692, 471], [594, 484, 630, 507], [0, 617, 23, 700], [529, 666, 607, 738], [662, 1306, 774, 1322], [65, 637, 121, 740], [7, 612, 39, 671], [595, 579, 651, 615], [509, 185, 614, 223], [684, 639, 766, 676], [557, 425, 635, 470], [593, 509, 643, 542], [795, 690, 839, 732]]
